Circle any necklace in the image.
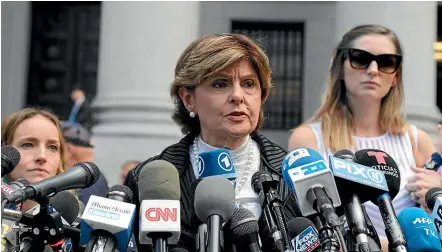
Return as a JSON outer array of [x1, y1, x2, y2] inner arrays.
[[192, 136, 254, 194]]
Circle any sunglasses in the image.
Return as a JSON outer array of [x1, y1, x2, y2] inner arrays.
[[342, 48, 402, 74]]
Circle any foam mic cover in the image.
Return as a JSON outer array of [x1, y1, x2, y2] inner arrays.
[[49, 191, 81, 225], [355, 149, 401, 200], [138, 160, 180, 201], [1, 145, 20, 176], [194, 176, 235, 221], [194, 176, 235, 252], [138, 160, 181, 245], [198, 149, 236, 185], [287, 217, 320, 252], [191, 179, 203, 206], [397, 207, 442, 252], [224, 208, 261, 252]]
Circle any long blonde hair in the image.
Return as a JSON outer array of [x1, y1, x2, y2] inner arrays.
[[306, 24, 407, 152], [1, 107, 67, 174]]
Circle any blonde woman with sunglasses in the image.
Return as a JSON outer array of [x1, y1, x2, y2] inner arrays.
[[289, 24, 439, 251]]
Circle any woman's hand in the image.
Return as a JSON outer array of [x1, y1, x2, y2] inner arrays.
[[406, 166, 442, 207]]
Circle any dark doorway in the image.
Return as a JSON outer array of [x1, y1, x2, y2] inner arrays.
[[27, 1, 101, 120], [232, 21, 304, 130]]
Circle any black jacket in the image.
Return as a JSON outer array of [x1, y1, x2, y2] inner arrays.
[[124, 131, 301, 251], [75, 98, 95, 131]]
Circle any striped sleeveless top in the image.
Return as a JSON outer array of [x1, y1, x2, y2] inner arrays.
[[307, 122, 418, 239]]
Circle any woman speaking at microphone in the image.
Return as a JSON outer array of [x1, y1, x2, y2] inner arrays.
[[124, 34, 301, 251], [1, 108, 71, 251], [288, 24, 440, 251]]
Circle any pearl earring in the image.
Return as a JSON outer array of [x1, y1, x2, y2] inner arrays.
[[189, 111, 196, 118]]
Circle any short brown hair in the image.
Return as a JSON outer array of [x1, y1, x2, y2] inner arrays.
[[1, 107, 67, 174], [170, 33, 273, 134]]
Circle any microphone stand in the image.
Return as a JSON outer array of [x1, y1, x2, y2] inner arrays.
[[262, 180, 291, 252], [17, 196, 64, 252], [314, 215, 340, 252], [149, 233, 170, 252]]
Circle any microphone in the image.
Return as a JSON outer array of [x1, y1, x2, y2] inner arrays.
[[2, 191, 82, 252], [47, 191, 82, 252], [194, 175, 235, 252], [5, 162, 100, 204], [397, 207, 442, 252], [224, 207, 261, 252], [281, 148, 344, 249], [198, 149, 236, 184], [355, 149, 407, 252], [1, 178, 30, 211], [49, 191, 81, 225], [251, 171, 289, 252], [138, 160, 181, 251], [424, 187, 442, 239], [332, 149, 379, 252], [287, 217, 320, 252], [80, 185, 136, 252], [191, 179, 207, 252], [1, 145, 20, 176]]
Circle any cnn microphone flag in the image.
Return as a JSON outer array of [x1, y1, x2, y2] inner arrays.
[[139, 200, 181, 244]]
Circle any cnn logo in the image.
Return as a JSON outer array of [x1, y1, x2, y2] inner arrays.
[[145, 207, 178, 222]]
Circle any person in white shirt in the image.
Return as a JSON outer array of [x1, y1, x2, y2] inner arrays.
[[288, 24, 440, 251]]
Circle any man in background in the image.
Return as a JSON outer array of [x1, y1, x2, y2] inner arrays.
[[68, 86, 95, 131], [62, 122, 108, 205]]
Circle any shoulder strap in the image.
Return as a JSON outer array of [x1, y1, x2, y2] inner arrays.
[[408, 124, 423, 167]]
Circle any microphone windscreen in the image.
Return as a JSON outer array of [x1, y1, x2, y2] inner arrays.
[[397, 207, 442, 251], [138, 160, 180, 201], [49, 191, 80, 225], [287, 217, 316, 238], [251, 170, 274, 195], [74, 162, 100, 188], [2, 145, 20, 174], [334, 149, 357, 162], [194, 175, 235, 221], [425, 187, 442, 210], [355, 149, 401, 199], [191, 179, 203, 202], [106, 184, 133, 203], [228, 207, 259, 238]]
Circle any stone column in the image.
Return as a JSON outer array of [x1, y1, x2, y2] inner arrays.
[[1, 1, 31, 118], [336, 1, 440, 138], [93, 2, 200, 185]]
